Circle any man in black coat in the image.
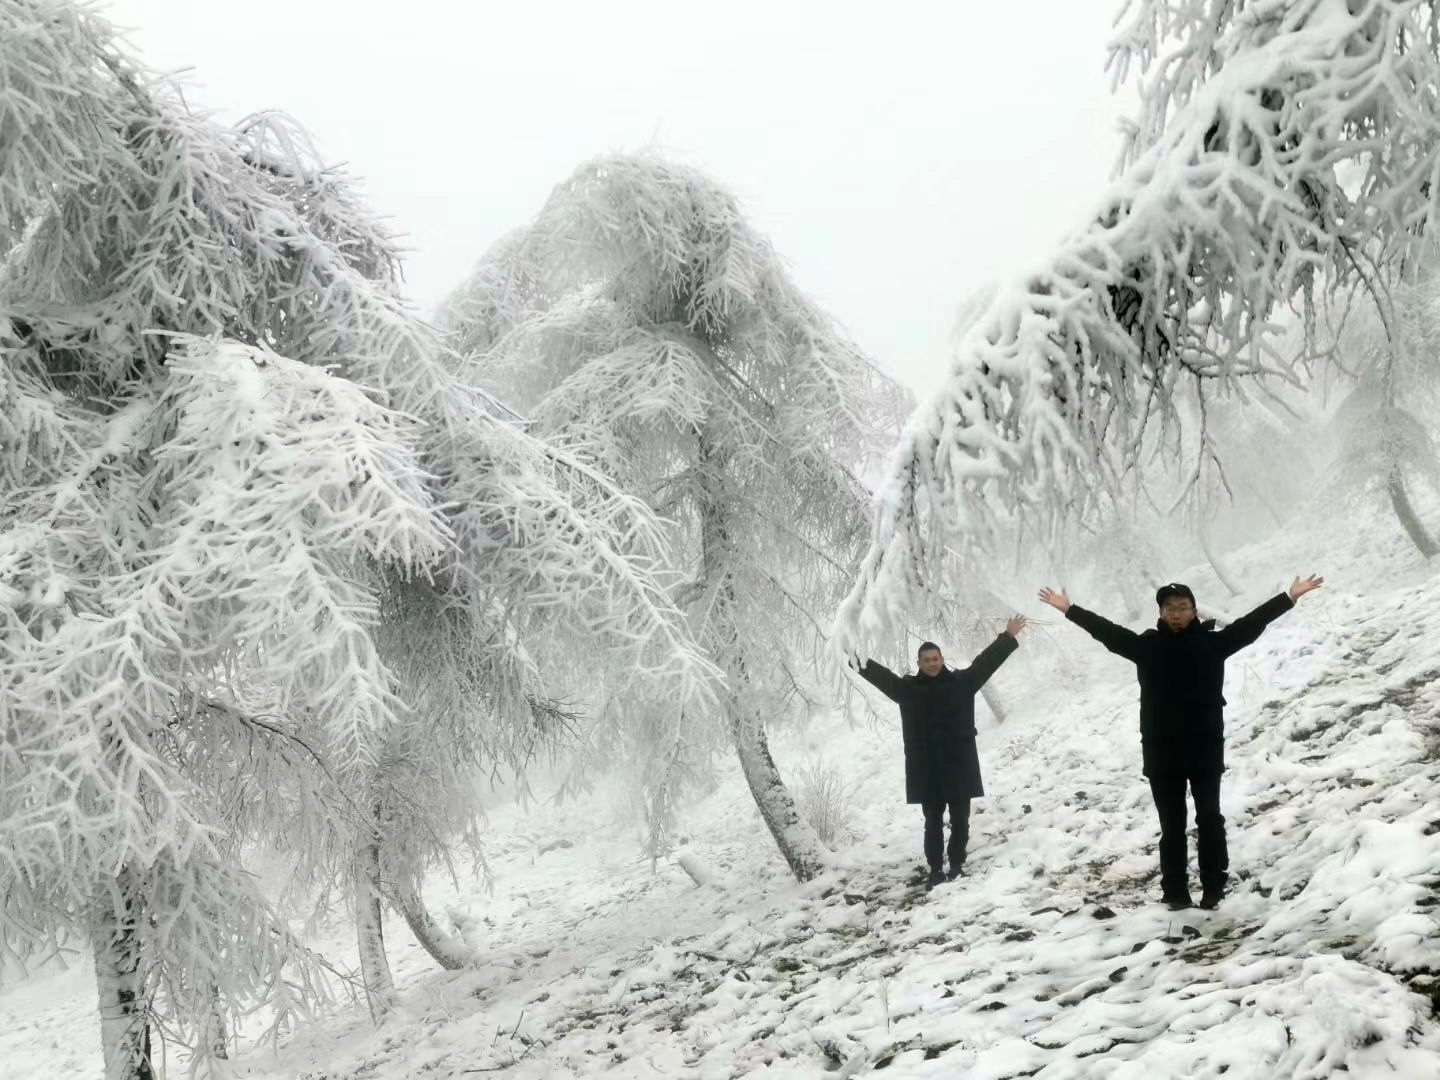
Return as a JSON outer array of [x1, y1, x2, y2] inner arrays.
[[1039, 575, 1323, 910], [857, 616, 1027, 890]]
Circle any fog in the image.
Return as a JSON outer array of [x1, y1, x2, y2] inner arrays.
[[107, 0, 1125, 389]]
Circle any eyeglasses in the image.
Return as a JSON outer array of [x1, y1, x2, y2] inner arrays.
[[1161, 604, 1194, 614]]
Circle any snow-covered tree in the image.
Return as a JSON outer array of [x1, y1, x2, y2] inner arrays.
[[0, 5, 712, 1073], [0, 328, 450, 1076], [237, 116, 715, 991], [1319, 264, 1440, 557], [837, 0, 1440, 653], [439, 153, 908, 882]]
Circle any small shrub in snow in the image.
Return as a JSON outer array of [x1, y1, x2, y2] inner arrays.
[[794, 759, 860, 849]]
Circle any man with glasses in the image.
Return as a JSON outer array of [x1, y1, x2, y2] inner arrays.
[[1037, 576, 1324, 910]]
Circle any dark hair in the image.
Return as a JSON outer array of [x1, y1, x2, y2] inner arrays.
[[1155, 582, 1196, 607], [917, 641, 942, 656]]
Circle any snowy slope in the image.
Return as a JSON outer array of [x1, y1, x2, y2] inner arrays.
[[6, 501, 1440, 1079]]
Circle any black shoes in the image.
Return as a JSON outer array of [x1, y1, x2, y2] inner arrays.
[[922, 863, 965, 890], [1164, 883, 1225, 910]]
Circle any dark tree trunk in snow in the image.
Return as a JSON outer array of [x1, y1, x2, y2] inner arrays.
[[203, 983, 228, 1060], [93, 869, 155, 1080], [396, 879, 473, 971], [1387, 469, 1439, 558], [354, 837, 397, 1019]]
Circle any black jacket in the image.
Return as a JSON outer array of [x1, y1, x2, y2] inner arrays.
[[1065, 593, 1294, 775], [858, 634, 1018, 803]]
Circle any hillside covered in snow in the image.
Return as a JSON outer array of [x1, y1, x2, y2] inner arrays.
[[6, 478, 1440, 1079]]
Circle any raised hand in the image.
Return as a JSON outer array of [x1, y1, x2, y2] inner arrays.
[[1288, 574, 1324, 602], [1005, 614, 1027, 637], [1038, 586, 1070, 613]]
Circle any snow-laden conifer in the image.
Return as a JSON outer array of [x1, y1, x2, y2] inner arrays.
[[0, 4, 713, 1071]]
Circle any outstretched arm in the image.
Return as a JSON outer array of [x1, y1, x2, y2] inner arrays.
[[963, 615, 1025, 688], [855, 659, 904, 702], [1040, 586, 1143, 663], [1214, 575, 1321, 657]]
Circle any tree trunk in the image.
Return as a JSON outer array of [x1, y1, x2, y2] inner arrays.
[[980, 684, 1007, 725], [203, 983, 228, 1061], [395, 880, 473, 971], [93, 868, 155, 1080], [1130, 560, 1167, 621], [730, 694, 827, 881], [1197, 526, 1242, 596], [1246, 477, 1286, 528], [697, 423, 826, 883], [1387, 469, 1439, 558], [354, 838, 397, 1020]]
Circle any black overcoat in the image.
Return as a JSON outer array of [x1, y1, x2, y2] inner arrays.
[[858, 634, 1018, 803], [1065, 593, 1294, 775]]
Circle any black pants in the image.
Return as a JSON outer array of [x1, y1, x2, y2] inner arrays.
[[921, 799, 970, 870], [1148, 770, 1227, 897]]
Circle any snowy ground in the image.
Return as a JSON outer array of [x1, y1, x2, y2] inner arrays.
[[7, 502, 1440, 1079]]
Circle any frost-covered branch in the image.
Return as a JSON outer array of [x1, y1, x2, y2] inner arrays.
[[837, 0, 1440, 655]]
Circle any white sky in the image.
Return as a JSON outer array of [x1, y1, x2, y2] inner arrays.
[[106, 0, 1126, 390]]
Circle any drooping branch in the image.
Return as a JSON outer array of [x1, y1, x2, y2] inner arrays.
[[836, 0, 1440, 655]]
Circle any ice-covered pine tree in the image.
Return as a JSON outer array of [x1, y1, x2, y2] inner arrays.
[[238, 115, 716, 996], [836, 0, 1440, 654], [439, 154, 908, 882], [0, 5, 712, 1074]]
